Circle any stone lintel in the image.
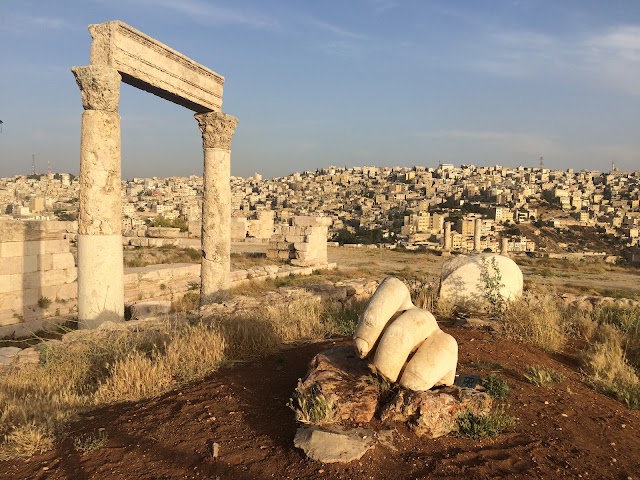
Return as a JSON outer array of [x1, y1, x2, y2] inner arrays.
[[89, 20, 224, 113]]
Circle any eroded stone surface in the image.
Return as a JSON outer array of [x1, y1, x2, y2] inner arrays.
[[195, 112, 239, 150], [89, 21, 224, 113], [380, 387, 492, 438], [72, 65, 121, 111], [294, 426, 376, 464], [296, 346, 379, 424]]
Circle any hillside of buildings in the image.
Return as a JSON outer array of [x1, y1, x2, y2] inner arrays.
[[1, 164, 639, 263]]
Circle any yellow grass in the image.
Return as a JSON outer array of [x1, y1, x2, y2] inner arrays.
[[0, 292, 351, 458]]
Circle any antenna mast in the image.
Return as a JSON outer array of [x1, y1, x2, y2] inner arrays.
[[32, 154, 36, 175], [539, 156, 544, 169]]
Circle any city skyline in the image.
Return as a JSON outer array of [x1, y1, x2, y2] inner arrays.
[[1, 0, 640, 179]]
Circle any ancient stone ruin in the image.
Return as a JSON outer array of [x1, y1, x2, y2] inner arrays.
[[72, 21, 238, 328], [292, 277, 491, 463], [267, 216, 332, 267]]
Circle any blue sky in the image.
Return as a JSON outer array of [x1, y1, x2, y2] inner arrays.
[[1, 0, 639, 179]]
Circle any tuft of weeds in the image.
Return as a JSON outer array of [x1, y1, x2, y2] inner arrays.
[[480, 374, 510, 399], [322, 299, 366, 337], [580, 324, 640, 409], [456, 408, 515, 439], [38, 297, 52, 310], [0, 423, 54, 460], [498, 293, 568, 352], [288, 382, 337, 425], [73, 429, 108, 454], [170, 292, 200, 313], [524, 365, 565, 387]]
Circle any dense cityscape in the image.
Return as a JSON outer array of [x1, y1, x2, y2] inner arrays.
[[1, 163, 639, 261]]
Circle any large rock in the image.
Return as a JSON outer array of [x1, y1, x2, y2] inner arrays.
[[294, 426, 376, 463], [439, 253, 523, 312], [294, 346, 380, 424], [380, 387, 492, 438]]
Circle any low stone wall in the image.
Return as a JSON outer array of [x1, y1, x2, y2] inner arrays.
[[268, 216, 332, 266], [125, 261, 339, 318], [0, 221, 78, 337], [0, 277, 374, 371], [123, 237, 201, 248]]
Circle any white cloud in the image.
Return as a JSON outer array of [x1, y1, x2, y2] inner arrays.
[[368, 0, 399, 15], [128, 0, 278, 30], [460, 25, 640, 95], [0, 14, 76, 33], [309, 19, 369, 40]]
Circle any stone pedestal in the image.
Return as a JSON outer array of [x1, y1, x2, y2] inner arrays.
[[72, 65, 124, 328], [195, 112, 238, 305]]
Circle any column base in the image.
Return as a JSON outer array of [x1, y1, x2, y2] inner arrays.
[[77, 234, 124, 328]]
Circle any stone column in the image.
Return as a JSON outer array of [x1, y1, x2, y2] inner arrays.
[[500, 237, 509, 256], [72, 65, 124, 328], [195, 112, 238, 305], [473, 218, 482, 252], [443, 222, 452, 251]]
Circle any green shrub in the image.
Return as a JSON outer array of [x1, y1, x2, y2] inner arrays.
[[288, 382, 337, 425], [456, 409, 515, 439], [37, 297, 52, 310], [481, 374, 510, 399], [524, 365, 565, 387]]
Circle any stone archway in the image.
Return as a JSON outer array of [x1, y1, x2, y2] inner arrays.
[[72, 21, 238, 328]]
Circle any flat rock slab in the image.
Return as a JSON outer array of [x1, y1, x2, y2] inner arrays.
[[294, 426, 376, 463], [296, 346, 380, 424], [380, 386, 492, 438]]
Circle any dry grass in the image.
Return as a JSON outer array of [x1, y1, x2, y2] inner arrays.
[[580, 324, 640, 409], [498, 293, 569, 352], [496, 293, 640, 408], [124, 245, 201, 268], [0, 290, 361, 458]]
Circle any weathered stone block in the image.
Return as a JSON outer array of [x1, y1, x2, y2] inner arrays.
[[52, 252, 76, 270], [89, 20, 224, 113], [0, 257, 22, 275], [379, 387, 492, 438]]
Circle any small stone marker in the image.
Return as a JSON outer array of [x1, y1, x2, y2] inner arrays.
[[454, 374, 482, 389]]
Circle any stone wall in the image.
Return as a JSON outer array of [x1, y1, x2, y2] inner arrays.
[[267, 216, 332, 266], [0, 221, 78, 337], [231, 211, 275, 241]]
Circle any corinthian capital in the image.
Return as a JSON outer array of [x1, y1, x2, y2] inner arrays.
[[71, 65, 121, 111], [195, 112, 239, 150]]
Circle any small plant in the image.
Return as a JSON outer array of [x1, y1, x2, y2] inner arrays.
[[456, 409, 516, 439], [124, 304, 137, 321], [479, 256, 505, 314], [187, 281, 200, 291], [524, 365, 565, 387], [159, 283, 167, 291], [480, 374, 510, 399], [288, 381, 337, 425], [73, 429, 108, 454], [364, 374, 393, 395], [37, 297, 52, 309]]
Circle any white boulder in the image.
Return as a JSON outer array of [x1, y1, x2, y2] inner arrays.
[[439, 253, 523, 312]]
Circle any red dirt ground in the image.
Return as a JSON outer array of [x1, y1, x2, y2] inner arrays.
[[2, 327, 639, 480]]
